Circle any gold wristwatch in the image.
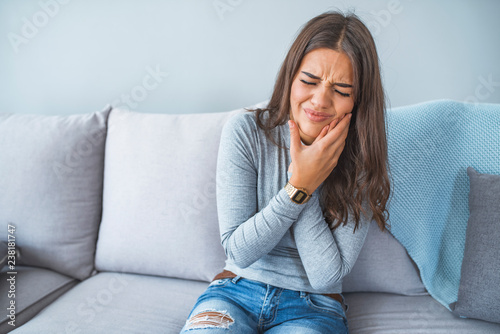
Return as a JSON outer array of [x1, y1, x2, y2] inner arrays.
[[284, 182, 311, 204]]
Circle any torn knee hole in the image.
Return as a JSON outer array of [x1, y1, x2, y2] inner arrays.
[[185, 310, 234, 330]]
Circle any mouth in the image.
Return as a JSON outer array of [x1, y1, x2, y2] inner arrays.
[[304, 108, 334, 123]]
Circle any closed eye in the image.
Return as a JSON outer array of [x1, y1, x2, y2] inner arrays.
[[335, 89, 350, 97], [301, 78, 351, 97], [300, 79, 316, 86]]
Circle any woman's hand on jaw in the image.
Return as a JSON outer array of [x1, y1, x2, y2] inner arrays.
[[288, 113, 351, 194]]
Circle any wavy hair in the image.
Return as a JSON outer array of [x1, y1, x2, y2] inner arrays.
[[252, 11, 390, 231]]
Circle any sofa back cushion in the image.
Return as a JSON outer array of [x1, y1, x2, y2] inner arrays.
[[343, 221, 428, 295], [0, 107, 111, 280], [95, 108, 241, 282]]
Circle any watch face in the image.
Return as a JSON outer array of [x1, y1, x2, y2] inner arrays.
[[292, 190, 307, 203]]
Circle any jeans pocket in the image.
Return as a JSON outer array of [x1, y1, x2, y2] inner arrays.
[[306, 294, 346, 319]]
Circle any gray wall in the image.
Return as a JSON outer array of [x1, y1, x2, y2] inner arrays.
[[1, 0, 499, 115]]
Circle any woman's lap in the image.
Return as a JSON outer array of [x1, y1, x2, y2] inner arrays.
[[179, 277, 348, 334]]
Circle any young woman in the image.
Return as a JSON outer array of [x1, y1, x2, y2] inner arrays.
[[181, 11, 390, 334]]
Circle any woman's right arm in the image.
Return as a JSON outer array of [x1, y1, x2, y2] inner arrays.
[[216, 114, 306, 268]]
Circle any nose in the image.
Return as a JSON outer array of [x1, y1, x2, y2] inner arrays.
[[310, 85, 333, 110]]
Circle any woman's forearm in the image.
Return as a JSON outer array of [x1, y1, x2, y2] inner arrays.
[[292, 196, 370, 290]]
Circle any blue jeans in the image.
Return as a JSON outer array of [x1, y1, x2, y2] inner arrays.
[[180, 276, 348, 333]]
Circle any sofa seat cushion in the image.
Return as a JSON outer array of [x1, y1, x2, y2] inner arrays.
[[0, 265, 78, 332], [11, 272, 208, 334], [344, 292, 500, 334], [0, 107, 111, 279]]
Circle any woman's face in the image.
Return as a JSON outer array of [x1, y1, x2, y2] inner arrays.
[[290, 48, 355, 145]]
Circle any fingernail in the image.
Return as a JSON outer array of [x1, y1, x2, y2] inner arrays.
[[288, 120, 293, 128], [348, 113, 352, 119]]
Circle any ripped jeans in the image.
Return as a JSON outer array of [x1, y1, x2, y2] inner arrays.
[[180, 276, 348, 334]]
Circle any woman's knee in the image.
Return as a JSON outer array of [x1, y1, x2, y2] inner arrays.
[[184, 309, 234, 330], [181, 299, 255, 333]]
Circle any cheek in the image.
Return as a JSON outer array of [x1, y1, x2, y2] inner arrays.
[[290, 81, 310, 107], [334, 96, 355, 115]]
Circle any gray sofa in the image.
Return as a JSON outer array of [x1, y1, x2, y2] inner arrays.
[[1, 102, 499, 334]]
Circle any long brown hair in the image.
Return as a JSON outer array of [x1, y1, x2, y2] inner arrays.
[[253, 11, 390, 231]]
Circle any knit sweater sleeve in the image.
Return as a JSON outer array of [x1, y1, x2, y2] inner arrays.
[[291, 195, 370, 290], [216, 114, 306, 268]]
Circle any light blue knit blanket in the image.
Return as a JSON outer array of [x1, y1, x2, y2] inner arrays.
[[386, 100, 500, 310]]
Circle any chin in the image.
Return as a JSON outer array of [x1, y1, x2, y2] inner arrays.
[[300, 125, 322, 141], [304, 118, 327, 132]]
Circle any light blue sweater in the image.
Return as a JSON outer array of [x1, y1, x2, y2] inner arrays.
[[216, 111, 370, 294]]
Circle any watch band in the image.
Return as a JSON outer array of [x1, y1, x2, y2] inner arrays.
[[284, 182, 311, 204]]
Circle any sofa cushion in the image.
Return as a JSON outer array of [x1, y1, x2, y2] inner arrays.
[[343, 221, 427, 296], [10, 272, 208, 334], [0, 107, 111, 280], [0, 265, 78, 332], [451, 167, 500, 323], [344, 292, 500, 334], [95, 107, 243, 281]]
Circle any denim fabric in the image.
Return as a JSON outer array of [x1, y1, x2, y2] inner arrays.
[[180, 277, 348, 333]]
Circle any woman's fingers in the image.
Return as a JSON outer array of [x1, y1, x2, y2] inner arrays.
[[319, 113, 351, 168], [323, 113, 351, 143], [288, 120, 302, 153], [327, 115, 343, 133]]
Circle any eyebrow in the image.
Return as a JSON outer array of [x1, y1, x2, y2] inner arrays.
[[301, 71, 353, 88]]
